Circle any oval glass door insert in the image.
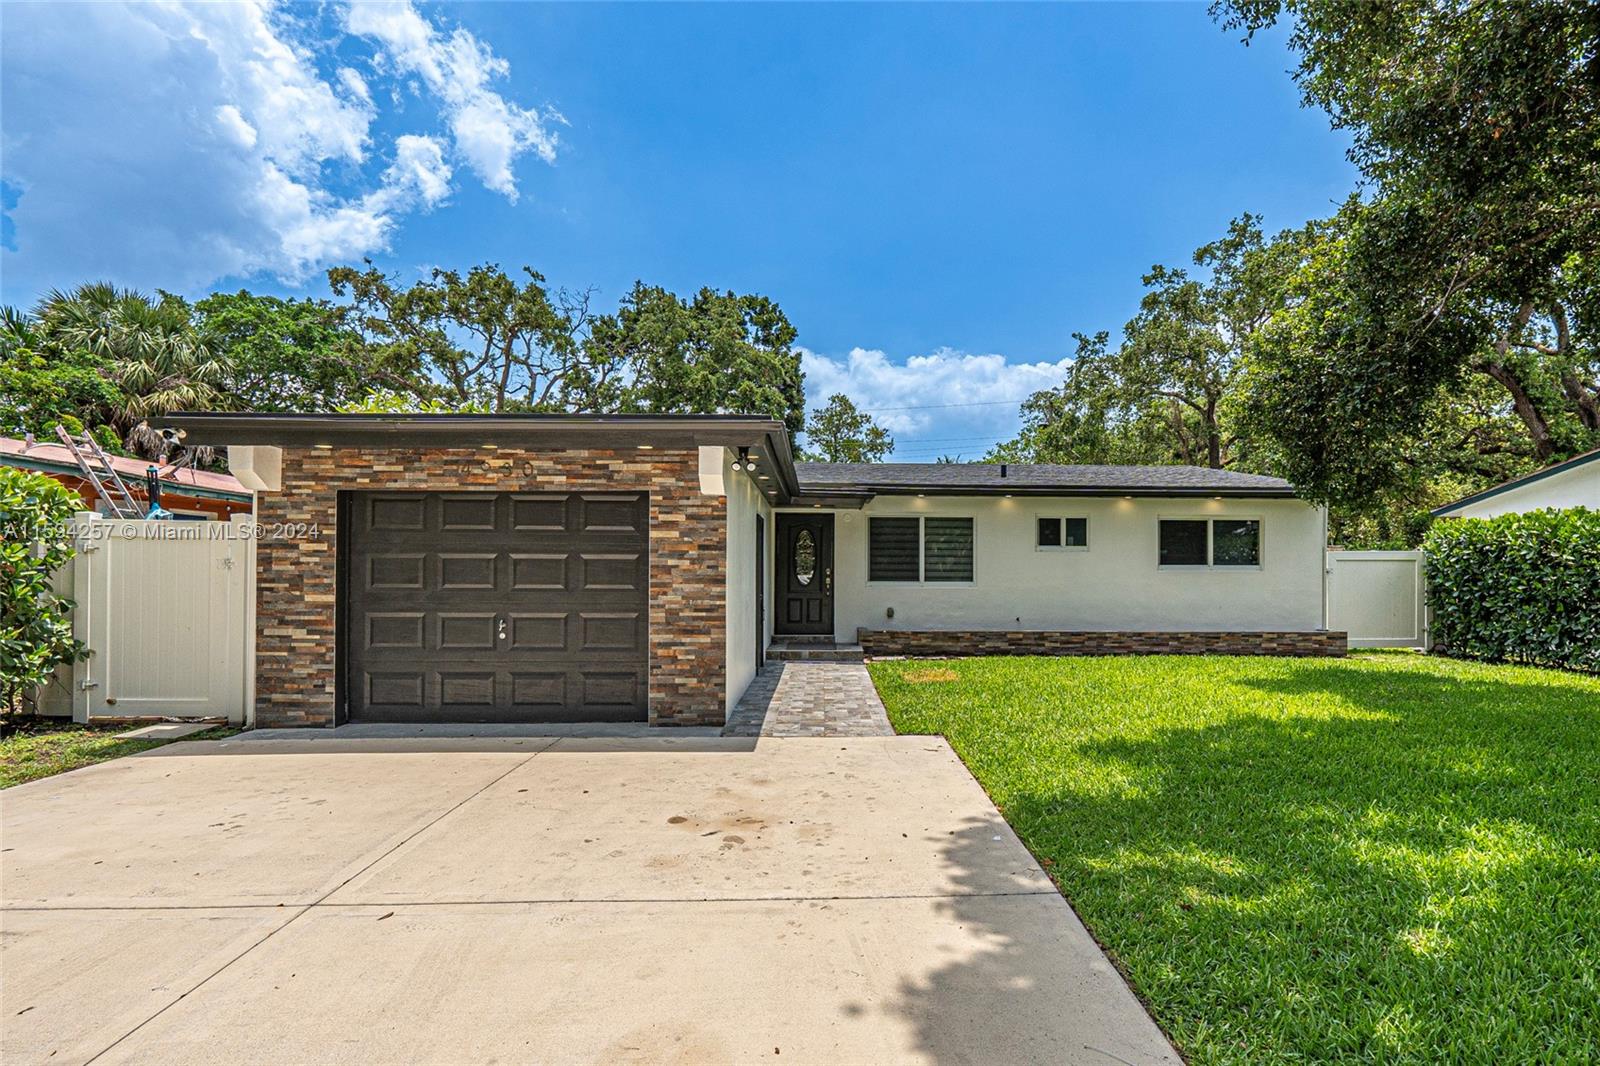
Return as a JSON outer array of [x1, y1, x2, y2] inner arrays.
[[794, 530, 816, 585]]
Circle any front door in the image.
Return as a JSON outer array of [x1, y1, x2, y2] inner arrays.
[[775, 513, 833, 636]]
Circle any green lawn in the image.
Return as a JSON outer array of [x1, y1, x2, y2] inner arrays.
[[0, 721, 240, 788], [870, 652, 1600, 1064]]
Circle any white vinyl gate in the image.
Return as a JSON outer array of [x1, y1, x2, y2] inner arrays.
[[38, 514, 253, 723], [1325, 550, 1429, 649]]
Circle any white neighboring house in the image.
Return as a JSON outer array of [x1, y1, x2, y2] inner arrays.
[[1431, 449, 1600, 519]]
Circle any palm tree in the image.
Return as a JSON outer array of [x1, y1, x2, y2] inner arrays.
[[34, 284, 232, 458]]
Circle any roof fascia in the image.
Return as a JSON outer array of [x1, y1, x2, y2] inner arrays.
[[1431, 449, 1599, 516]]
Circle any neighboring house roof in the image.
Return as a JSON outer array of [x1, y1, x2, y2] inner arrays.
[[0, 436, 252, 503], [161, 412, 1303, 503], [1431, 448, 1600, 517], [796, 462, 1297, 498]]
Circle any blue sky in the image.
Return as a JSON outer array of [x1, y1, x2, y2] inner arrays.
[[1, 2, 1355, 458]]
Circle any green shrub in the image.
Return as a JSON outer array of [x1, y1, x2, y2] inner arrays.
[[0, 468, 87, 711], [1423, 507, 1600, 673]]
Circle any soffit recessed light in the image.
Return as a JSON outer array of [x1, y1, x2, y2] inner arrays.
[[637, 444, 654, 450]]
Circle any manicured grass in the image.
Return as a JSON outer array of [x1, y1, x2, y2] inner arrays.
[[0, 721, 239, 788], [871, 652, 1600, 1064]]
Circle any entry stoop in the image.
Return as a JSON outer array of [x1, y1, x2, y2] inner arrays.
[[767, 641, 865, 663]]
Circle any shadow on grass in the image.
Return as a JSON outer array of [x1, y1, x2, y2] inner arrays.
[[883, 659, 1600, 1063]]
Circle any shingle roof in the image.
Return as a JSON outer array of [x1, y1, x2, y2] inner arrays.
[[795, 462, 1296, 497]]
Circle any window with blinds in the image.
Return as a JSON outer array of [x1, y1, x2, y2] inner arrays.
[[923, 517, 974, 581], [868, 517, 921, 582], [869, 516, 974, 582]]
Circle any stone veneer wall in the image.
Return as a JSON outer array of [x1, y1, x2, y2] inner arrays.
[[254, 446, 726, 728], [857, 629, 1348, 658]]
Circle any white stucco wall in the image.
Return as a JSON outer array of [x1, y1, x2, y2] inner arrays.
[[1439, 460, 1599, 518], [786, 494, 1327, 639], [722, 449, 774, 712]]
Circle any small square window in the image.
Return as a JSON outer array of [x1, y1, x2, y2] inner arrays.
[[1038, 516, 1088, 550]]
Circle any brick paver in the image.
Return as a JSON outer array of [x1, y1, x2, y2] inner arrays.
[[723, 661, 895, 737]]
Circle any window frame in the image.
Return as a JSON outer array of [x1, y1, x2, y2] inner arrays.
[[1035, 514, 1090, 553], [1156, 515, 1264, 571], [867, 514, 976, 586]]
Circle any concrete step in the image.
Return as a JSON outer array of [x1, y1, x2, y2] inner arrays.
[[767, 643, 865, 663]]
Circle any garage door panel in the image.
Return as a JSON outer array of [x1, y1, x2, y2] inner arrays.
[[366, 613, 424, 649], [437, 614, 497, 650], [438, 554, 498, 590], [581, 671, 642, 709], [439, 494, 498, 531], [581, 495, 648, 534], [366, 673, 425, 708], [510, 672, 566, 707], [579, 612, 643, 652], [511, 554, 568, 590], [367, 554, 425, 590], [367, 495, 426, 531], [509, 613, 567, 651], [579, 553, 645, 591], [438, 673, 497, 706], [510, 495, 569, 532], [346, 492, 648, 723]]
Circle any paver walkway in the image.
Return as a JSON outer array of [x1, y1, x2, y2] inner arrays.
[[723, 660, 895, 737]]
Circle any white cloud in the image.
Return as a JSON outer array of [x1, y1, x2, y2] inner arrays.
[[0, 0, 557, 295], [169, 0, 374, 176], [254, 162, 393, 268], [213, 105, 258, 150], [374, 134, 453, 211], [801, 346, 1073, 460], [344, 1, 558, 202]]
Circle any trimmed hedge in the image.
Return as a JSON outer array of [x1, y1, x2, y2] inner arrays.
[[1423, 507, 1600, 673]]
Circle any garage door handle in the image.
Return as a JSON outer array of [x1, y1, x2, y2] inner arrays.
[[497, 619, 508, 640]]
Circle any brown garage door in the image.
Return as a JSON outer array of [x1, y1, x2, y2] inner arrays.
[[344, 492, 649, 723]]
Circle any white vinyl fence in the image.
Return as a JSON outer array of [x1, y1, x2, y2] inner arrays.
[[1325, 550, 1429, 649], [37, 513, 253, 723]]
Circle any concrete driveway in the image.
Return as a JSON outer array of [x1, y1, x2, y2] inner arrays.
[[1, 733, 1176, 1065]]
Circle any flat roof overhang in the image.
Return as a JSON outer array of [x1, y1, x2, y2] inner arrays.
[[793, 485, 1300, 500], [163, 412, 804, 501]]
